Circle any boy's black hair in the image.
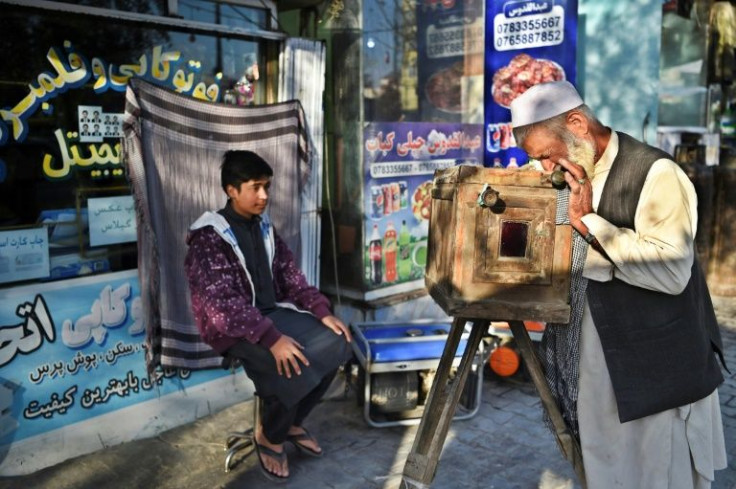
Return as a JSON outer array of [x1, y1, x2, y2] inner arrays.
[[220, 150, 273, 193]]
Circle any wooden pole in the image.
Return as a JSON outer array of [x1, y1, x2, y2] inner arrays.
[[507, 320, 587, 488], [400, 317, 488, 489]]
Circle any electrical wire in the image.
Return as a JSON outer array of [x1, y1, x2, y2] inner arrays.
[[322, 132, 342, 307]]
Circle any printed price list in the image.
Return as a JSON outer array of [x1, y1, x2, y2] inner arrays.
[[493, 7, 565, 51]]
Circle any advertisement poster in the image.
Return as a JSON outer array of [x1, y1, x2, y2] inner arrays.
[[88, 195, 137, 247], [363, 122, 483, 300], [0, 228, 50, 284], [0, 270, 229, 447], [484, 0, 579, 166], [416, 0, 485, 123]]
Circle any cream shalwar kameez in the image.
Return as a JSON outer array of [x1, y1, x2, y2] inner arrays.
[[577, 132, 727, 489]]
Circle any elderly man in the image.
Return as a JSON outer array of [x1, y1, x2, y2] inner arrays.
[[509, 81, 727, 489]]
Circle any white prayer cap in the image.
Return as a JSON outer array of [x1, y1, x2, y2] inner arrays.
[[510, 81, 584, 128]]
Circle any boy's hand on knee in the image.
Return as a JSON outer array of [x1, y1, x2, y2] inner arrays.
[[269, 335, 309, 378], [321, 315, 352, 342]]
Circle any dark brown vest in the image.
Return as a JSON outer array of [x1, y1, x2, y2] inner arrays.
[[586, 132, 725, 423]]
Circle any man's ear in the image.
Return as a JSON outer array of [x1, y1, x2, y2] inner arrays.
[[566, 110, 589, 137]]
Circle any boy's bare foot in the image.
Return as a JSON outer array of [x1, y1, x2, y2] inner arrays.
[[287, 426, 323, 456], [255, 429, 289, 479]]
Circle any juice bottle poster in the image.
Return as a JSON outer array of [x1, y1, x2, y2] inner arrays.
[[363, 121, 483, 295]]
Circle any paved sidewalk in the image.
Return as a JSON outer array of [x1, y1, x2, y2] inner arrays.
[[1, 297, 734, 489]]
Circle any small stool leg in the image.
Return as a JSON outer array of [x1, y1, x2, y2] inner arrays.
[[224, 395, 260, 473], [400, 318, 488, 488]]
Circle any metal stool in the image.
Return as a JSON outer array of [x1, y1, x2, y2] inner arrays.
[[224, 394, 261, 472]]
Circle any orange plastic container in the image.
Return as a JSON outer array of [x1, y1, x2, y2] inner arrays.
[[488, 345, 520, 377]]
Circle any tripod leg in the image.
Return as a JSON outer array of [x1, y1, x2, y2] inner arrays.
[[507, 320, 586, 488], [401, 318, 488, 488]]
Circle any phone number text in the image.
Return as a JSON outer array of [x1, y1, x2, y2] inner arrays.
[[493, 12, 565, 51]]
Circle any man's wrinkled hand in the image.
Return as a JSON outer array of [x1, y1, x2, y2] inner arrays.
[[557, 157, 594, 229]]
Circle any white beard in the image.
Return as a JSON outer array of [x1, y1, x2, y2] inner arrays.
[[566, 137, 596, 179]]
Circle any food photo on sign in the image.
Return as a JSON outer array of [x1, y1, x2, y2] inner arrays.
[[491, 53, 566, 108]]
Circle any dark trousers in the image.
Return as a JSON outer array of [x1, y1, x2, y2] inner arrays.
[[224, 308, 352, 445], [260, 368, 338, 443]]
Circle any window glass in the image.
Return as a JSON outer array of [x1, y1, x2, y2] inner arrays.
[[356, 0, 485, 296], [0, 8, 266, 286], [179, 0, 269, 31], [363, 0, 484, 124]]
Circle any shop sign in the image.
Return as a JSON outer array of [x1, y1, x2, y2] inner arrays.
[[0, 228, 49, 284], [0, 270, 228, 446], [0, 41, 222, 180], [483, 0, 578, 166], [88, 196, 137, 247], [362, 122, 483, 299]]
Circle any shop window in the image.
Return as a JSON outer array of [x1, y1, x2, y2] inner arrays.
[[362, 0, 484, 124], [0, 8, 268, 286], [179, 0, 270, 31]]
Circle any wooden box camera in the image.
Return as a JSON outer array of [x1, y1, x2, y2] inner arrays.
[[425, 165, 573, 323]]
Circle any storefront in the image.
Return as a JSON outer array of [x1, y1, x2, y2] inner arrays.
[[2, 0, 733, 477], [0, 0, 288, 474], [317, 0, 736, 321]]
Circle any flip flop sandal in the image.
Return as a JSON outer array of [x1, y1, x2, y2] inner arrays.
[[287, 428, 323, 458], [254, 441, 289, 483]]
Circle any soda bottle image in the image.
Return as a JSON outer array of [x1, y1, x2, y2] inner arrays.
[[486, 123, 501, 153], [369, 224, 383, 285], [384, 221, 397, 283], [399, 181, 409, 209], [398, 220, 411, 281], [371, 185, 383, 219], [391, 182, 401, 213], [382, 184, 392, 215]]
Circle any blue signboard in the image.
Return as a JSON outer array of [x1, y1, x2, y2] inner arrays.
[[0, 270, 229, 445], [484, 0, 578, 166]]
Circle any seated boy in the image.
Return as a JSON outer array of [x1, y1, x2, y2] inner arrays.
[[185, 150, 353, 482]]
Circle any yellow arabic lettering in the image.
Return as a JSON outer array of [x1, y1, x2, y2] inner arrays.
[[151, 45, 181, 81], [48, 46, 87, 85], [118, 54, 148, 78], [107, 65, 129, 90], [205, 83, 220, 102], [192, 82, 208, 100], [42, 129, 121, 179], [1, 92, 35, 142], [172, 69, 194, 92], [91, 58, 109, 91]]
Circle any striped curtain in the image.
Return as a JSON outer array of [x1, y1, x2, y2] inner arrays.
[[122, 78, 312, 372]]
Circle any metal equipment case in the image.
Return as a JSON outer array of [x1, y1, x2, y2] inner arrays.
[[350, 319, 484, 428]]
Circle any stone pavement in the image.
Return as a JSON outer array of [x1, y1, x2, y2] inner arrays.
[[1, 297, 735, 489]]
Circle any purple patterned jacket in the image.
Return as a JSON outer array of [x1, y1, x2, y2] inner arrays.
[[184, 211, 332, 354]]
